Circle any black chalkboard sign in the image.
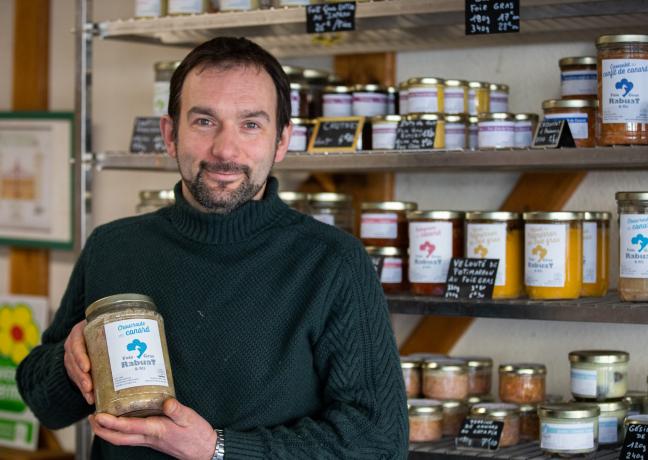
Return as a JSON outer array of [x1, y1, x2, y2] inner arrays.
[[306, 2, 356, 34], [130, 117, 166, 153], [532, 119, 576, 149], [465, 0, 520, 35], [308, 117, 364, 153], [444, 258, 499, 300], [394, 119, 437, 150], [621, 422, 648, 460], [455, 418, 504, 451]]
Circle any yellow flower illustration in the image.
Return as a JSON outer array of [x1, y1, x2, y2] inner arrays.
[[0, 304, 40, 365]]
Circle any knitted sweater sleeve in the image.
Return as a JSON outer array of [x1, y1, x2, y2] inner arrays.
[[223, 243, 409, 459]]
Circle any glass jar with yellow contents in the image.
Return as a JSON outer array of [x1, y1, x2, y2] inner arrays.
[[523, 212, 583, 300], [465, 212, 523, 299], [468, 81, 490, 116], [581, 212, 610, 297]]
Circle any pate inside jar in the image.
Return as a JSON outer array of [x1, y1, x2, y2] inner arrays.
[[498, 362, 546, 404]]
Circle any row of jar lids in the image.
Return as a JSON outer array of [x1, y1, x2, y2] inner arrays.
[[292, 113, 539, 126], [318, 80, 509, 93]]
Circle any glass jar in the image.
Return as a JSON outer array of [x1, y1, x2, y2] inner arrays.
[[366, 246, 407, 294], [408, 399, 443, 442], [153, 61, 180, 116], [400, 357, 422, 398], [441, 400, 469, 436], [408, 211, 464, 296], [282, 65, 306, 83], [444, 114, 468, 150], [489, 83, 509, 112], [84, 294, 176, 417], [398, 81, 409, 115], [288, 117, 314, 152], [523, 212, 583, 300], [465, 211, 523, 299], [422, 358, 469, 400], [322, 85, 353, 117], [499, 363, 546, 404], [217, 0, 260, 10], [135, 0, 167, 18], [468, 115, 479, 149], [168, 0, 212, 14], [616, 192, 648, 301], [542, 99, 598, 148], [597, 34, 648, 145], [443, 79, 468, 114], [407, 77, 445, 114], [279, 191, 310, 214], [386, 86, 397, 115], [302, 68, 331, 118], [370, 115, 401, 150], [568, 350, 629, 400], [559, 56, 597, 99], [454, 355, 492, 396], [625, 391, 646, 416], [361, 201, 417, 247], [591, 400, 628, 445], [519, 404, 539, 441], [470, 403, 520, 447], [406, 113, 445, 148], [352, 84, 388, 117], [468, 81, 490, 116], [478, 113, 516, 148], [538, 403, 600, 455], [136, 190, 175, 214], [275, 0, 312, 6], [514, 113, 539, 148], [581, 212, 610, 297], [308, 193, 354, 233], [467, 394, 495, 407], [290, 83, 309, 118]]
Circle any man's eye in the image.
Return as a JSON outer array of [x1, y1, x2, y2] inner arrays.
[[196, 118, 212, 126], [244, 121, 260, 129]]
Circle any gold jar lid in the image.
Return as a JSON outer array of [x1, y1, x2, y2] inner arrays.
[[323, 85, 353, 94], [454, 356, 493, 369], [362, 201, 417, 211], [408, 399, 443, 416], [468, 115, 478, 124], [398, 81, 410, 90], [279, 191, 308, 203], [400, 356, 422, 369], [139, 190, 175, 202], [442, 400, 468, 411], [519, 403, 538, 414], [539, 403, 600, 419], [523, 211, 584, 221], [592, 400, 628, 413], [308, 193, 352, 203], [624, 391, 647, 406], [471, 403, 520, 418], [542, 99, 598, 109], [407, 77, 445, 87], [365, 246, 404, 257], [407, 113, 445, 122], [290, 82, 308, 91], [499, 363, 547, 375], [154, 61, 180, 72], [625, 415, 648, 426], [559, 56, 597, 67], [467, 394, 495, 405], [597, 34, 648, 46], [616, 191, 648, 201], [514, 113, 539, 122], [465, 211, 520, 221], [489, 83, 509, 92], [302, 68, 329, 84], [468, 81, 489, 89], [86, 294, 156, 321], [423, 358, 468, 372], [282, 65, 305, 79], [478, 112, 515, 122], [445, 114, 468, 124], [582, 211, 611, 221], [353, 84, 387, 93], [370, 115, 402, 123], [444, 79, 468, 88], [408, 210, 465, 220], [387, 86, 397, 94], [568, 350, 629, 364], [290, 117, 315, 127]]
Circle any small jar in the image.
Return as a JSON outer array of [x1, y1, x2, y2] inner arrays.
[[559, 56, 597, 99], [288, 117, 314, 152], [591, 400, 628, 445], [519, 404, 540, 441], [405, 113, 446, 149], [514, 113, 539, 148], [366, 246, 407, 294], [398, 81, 409, 115], [290, 83, 309, 118], [408, 399, 443, 442], [370, 115, 401, 150], [477, 113, 516, 148], [489, 83, 509, 113], [465, 211, 523, 299], [153, 61, 180, 116], [542, 99, 598, 148], [408, 211, 464, 296], [499, 363, 546, 404], [279, 191, 310, 214], [468, 81, 490, 116], [581, 212, 610, 297], [443, 79, 468, 114], [84, 294, 176, 417], [361, 201, 417, 247], [523, 212, 583, 300], [136, 190, 175, 214], [352, 84, 388, 117], [467, 394, 495, 407], [454, 356, 492, 396], [597, 34, 648, 145], [470, 403, 520, 447], [168, 0, 211, 14], [538, 403, 600, 455], [407, 77, 445, 114], [135, 0, 167, 18], [624, 391, 646, 416], [568, 350, 629, 400], [422, 358, 469, 400], [302, 68, 330, 118], [468, 115, 479, 149], [386, 86, 397, 115], [282, 65, 306, 83], [322, 85, 353, 117], [444, 114, 468, 149], [400, 357, 422, 398], [616, 192, 648, 301], [308, 193, 354, 233], [441, 400, 469, 436], [217, 0, 260, 10]]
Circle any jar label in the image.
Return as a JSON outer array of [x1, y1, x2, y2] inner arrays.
[[220, 0, 253, 10], [104, 319, 169, 391], [352, 93, 387, 117], [598, 416, 618, 444], [381, 257, 403, 283], [544, 113, 589, 140], [525, 223, 567, 287], [398, 92, 408, 115], [322, 94, 352, 117], [372, 123, 398, 150], [561, 70, 597, 97], [466, 223, 507, 286], [489, 91, 508, 112], [540, 421, 594, 450], [444, 88, 465, 114], [445, 123, 467, 149], [408, 87, 440, 113], [570, 368, 597, 397], [136, 0, 164, 17], [601, 59, 648, 124], [168, 0, 204, 14], [312, 214, 335, 226], [620, 214, 648, 278], [469, 125, 479, 149], [514, 121, 533, 148], [409, 221, 453, 283], [361, 213, 398, 239], [288, 125, 308, 152], [582, 221, 597, 284], [478, 121, 515, 149]]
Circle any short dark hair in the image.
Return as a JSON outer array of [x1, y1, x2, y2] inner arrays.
[[168, 37, 291, 141]]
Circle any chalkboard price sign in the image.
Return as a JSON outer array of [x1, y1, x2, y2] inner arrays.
[[621, 421, 648, 460], [444, 258, 499, 300], [455, 418, 504, 451], [308, 117, 364, 153], [394, 119, 437, 150], [532, 119, 576, 149], [306, 2, 356, 34], [130, 117, 166, 153], [465, 0, 520, 35]]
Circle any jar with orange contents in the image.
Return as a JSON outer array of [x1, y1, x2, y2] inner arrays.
[[581, 212, 610, 297], [361, 201, 417, 247], [365, 246, 408, 294], [499, 363, 547, 404]]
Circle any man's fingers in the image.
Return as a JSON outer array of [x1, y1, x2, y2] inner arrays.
[[89, 415, 149, 446], [162, 399, 194, 428]]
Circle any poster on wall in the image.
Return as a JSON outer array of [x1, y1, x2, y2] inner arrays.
[[0, 295, 48, 451], [0, 112, 74, 250]]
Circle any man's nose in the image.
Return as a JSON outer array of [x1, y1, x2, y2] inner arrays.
[[210, 123, 240, 161]]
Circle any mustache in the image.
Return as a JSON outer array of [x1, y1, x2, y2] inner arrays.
[[199, 161, 250, 177]]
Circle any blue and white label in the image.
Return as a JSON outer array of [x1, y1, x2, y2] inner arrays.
[[571, 368, 597, 397], [601, 59, 648, 124], [598, 416, 619, 444], [544, 113, 589, 140], [620, 214, 648, 278], [135, 0, 165, 17], [541, 421, 595, 450], [168, 0, 205, 14], [561, 70, 597, 97], [105, 319, 169, 391]]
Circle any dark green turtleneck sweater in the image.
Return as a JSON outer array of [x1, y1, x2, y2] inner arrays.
[[17, 177, 408, 459]]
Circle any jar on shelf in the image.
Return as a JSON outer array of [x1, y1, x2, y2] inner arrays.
[[523, 212, 583, 300], [542, 99, 598, 148], [386, 85, 397, 115], [136, 190, 175, 214], [568, 350, 629, 400], [519, 404, 540, 441], [422, 358, 469, 400], [153, 61, 180, 116], [406, 113, 445, 148], [465, 211, 523, 299], [366, 246, 407, 294], [308, 193, 354, 233], [443, 79, 468, 114], [407, 77, 445, 114], [408, 399, 443, 442], [289, 83, 309, 117], [371, 115, 401, 150], [400, 357, 422, 398], [135, 0, 167, 18], [624, 391, 646, 416], [590, 400, 628, 445], [352, 84, 388, 117], [217, 0, 261, 10], [513, 113, 539, 148], [597, 34, 648, 145], [282, 65, 306, 83], [559, 56, 597, 99], [288, 117, 314, 152], [398, 81, 409, 115], [303, 68, 331, 118], [361, 201, 417, 247], [499, 363, 546, 404], [408, 211, 464, 296], [168, 0, 212, 14], [444, 114, 468, 149], [538, 403, 600, 456], [441, 400, 469, 436], [279, 191, 310, 214], [275, 0, 312, 6], [468, 81, 490, 116], [322, 85, 353, 117], [468, 115, 479, 149], [488, 83, 509, 112], [581, 211, 610, 297], [616, 192, 648, 301], [477, 113, 516, 148], [470, 403, 520, 448], [454, 355, 492, 396]]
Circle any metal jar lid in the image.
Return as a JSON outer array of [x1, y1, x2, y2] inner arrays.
[[582, 211, 611, 221], [471, 403, 520, 418], [514, 113, 539, 122], [625, 415, 648, 426], [423, 358, 468, 373], [442, 400, 469, 411], [465, 211, 520, 221], [597, 34, 648, 46], [407, 77, 445, 87], [408, 399, 443, 416], [542, 99, 598, 109], [353, 84, 387, 93], [445, 114, 468, 124], [400, 356, 422, 369], [398, 81, 410, 91], [523, 211, 584, 221], [366, 246, 404, 257], [323, 85, 353, 94], [279, 191, 308, 203], [468, 81, 490, 89], [282, 65, 305, 80], [444, 79, 468, 88], [568, 350, 629, 364], [519, 404, 539, 414], [362, 201, 417, 211], [290, 82, 308, 91], [308, 193, 352, 203], [468, 115, 478, 124], [387, 86, 397, 94], [539, 403, 600, 419], [302, 68, 330, 84], [478, 112, 515, 122], [408, 210, 465, 220], [559, 56, 597, 67], [616, 191, 648, 202], [290, 117, 315, 126], [407, 113, 445, 122], [454, 356, 493, 369], [154, 61, 180, 72], [593, 400, 628, 413], [499, 363, 547, 375], [139, 189, 175, 203], [489, 83, 509, 92], [467, 394, 495, 405], [370, 115, 402, 123], [85, 294, 156, 321]]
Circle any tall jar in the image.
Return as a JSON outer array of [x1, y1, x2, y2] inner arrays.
[[470, 403, 520, 447], [84, 294, 176, 417], [408, 399, 443, 442], [592, 400, 628, 446], [406, 113, 445, 148], [153, 61, 180, 116], [559, 56, 597, 99], [581, 211, 610, 297], [477, 113, 516, 148], [597, 34, 648, 145], [465, 211, 523, 299], [616, 192, 648, 301], [468, 81, 490, 116], [361, 201, 417, 248], [278, 191, 310, 214], [513, 113, 539, 148], [523, 212, 583, 300], [499, 363, 546, 404], [538, 403, 600, 456], [422, 358, 469, 400], [444, 114, 468, 150], [365, 246, 407, 294], [352, 84, 388, 117], [322, 85, 353, 117], [136, 190, 175, 214], [308, 193, 354, 233], [542, 99, 598, 148], [488, 83, 509, 112], [407, 77, 445, 114], [408, 211, 464, 296], [443, 79, 468, 114], [454, 355, 492, 396], [400, 357, 422, 398], [568, 350, 629, 400]]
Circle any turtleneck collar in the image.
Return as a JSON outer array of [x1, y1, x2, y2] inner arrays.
[[168, 176, 289, 244]]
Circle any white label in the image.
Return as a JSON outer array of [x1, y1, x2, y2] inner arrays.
[[514, 121, 533, 148], [219, 0, 253, 10], [399, 91, 408, 115], [571, 368, 597, 397], [408, 87, 439, 113], [381, 257, 403, 284], [561, 70, 597, 97], [601, 58, 648, 124], [322, 94, 352, 117], [620, 214, 648, 278], [372, 122, 397, 149], [478, 121, 515, 148], [352, 93, 387, 117], [469, 124, 479, 149], [290, 90, 300, 117], [105, 319, 169, 391], [525, 223, 567, 287], [444, 88, 465, 114], [544, 113, 589, 140], [135, 0, 164, 17], [361, 213, 398, 239], [489, 91, 509, 112], [445, 123, 466, 149], [312, 214, 335, 226], [168, 0, 204, 14], [541, 421, 594, 451], [582, 221, 597, 284], [288, 125, 307, 152], [409, 221, 453, 283], [466, 223, 507, 286], [598, 416, 618, 444], [153, 82, 170, 116]]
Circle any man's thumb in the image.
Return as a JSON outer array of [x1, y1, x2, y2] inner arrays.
[[163, 398, 191, 427]]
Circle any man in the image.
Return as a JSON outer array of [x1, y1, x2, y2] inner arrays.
[[17, 37, 408, 459]]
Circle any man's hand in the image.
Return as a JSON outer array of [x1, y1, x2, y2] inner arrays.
[[89, 398, 217, 460], [63, 320, 94, 404]]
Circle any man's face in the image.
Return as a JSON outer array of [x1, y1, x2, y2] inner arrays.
[[161, 64, 291, 213]]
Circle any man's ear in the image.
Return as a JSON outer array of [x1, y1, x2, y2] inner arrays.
[[160, 115, 177, 158], [274, 122, 293, 163]]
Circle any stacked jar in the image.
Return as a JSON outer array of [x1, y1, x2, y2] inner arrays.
[[308, 193, 354, 234], [538, 403, 600, 455], [616, 192, 648, 301], [469, 403, 521, 447]]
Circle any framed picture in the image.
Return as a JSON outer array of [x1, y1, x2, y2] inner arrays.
[[0, 112, 74, 250]]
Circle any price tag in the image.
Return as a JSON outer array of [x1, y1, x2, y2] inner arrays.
[[465, 0, 520, 35], [532, 119, 576, 148], [445, 258, 499, 300], [621, 423, 648, 460], [455, 418, 504, 451], [394, 119, 437, 150], [307, 117, 364, 153], [129, 117, 166, 153], [306, 2, 356, 34]]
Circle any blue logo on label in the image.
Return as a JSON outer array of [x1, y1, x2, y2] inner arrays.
[[127, 339, 147, 358], [632, 233, 648, 252], [616, 78, 634, 97]]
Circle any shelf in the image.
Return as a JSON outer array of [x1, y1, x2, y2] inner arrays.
[[96, 0, 648, 58]]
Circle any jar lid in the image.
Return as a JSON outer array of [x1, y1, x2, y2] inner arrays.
[[290, 82, 308, 90], [407, 77, 445, 86], [308, 193, 352, 203], [290, 117, 315, 126], [365, 246, 404, 257], [444, 79, 468, 88], [559, 56, 597, 66], [468, 81, 490, 89], [514, 113, 539, 122], [442, 400, 468, 410], [154, 61, 180, 71], [361, 201, 417, 211], [445, 114, 468, 124], [370, 115, 402, 123], [400, 356, 422, 368], [542, 99, 598, 109], [323, 85, 353, 94], [85, 293, 156, 321], [408, 210, 465, 220], [519, 403, 538, 413], [625, 415, 648, 426], [282, 65, 305, 78], [489, 83, 509, 92], [423, 358, 468, 372], [387, 86, 397, 94], [302, 68, 329, 83], [593, 400, 628, 413], [597, 34, 648, 45], [624, 391, 647, 405], [406, 112, 445, 122], [499, 363, 547, 375], [467, 394, 495, 405], [139, 189, 175, 203], [279, 191, 308, 203], [616, 191, 648, 201], [582, 211, 611, 221], [468, 115, 478, 124], [539, 403, 600, 419], [398, 81, 410, 90], [453, 356, 493, 369], [478, 112, 515, 121], [353, 84, 387, 93], [523, 211, 584, 221], [471, 403, 520, 418], [465, 211, 520, 221], [408, 399, 443, 415], [568, 350, 629, 364]]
